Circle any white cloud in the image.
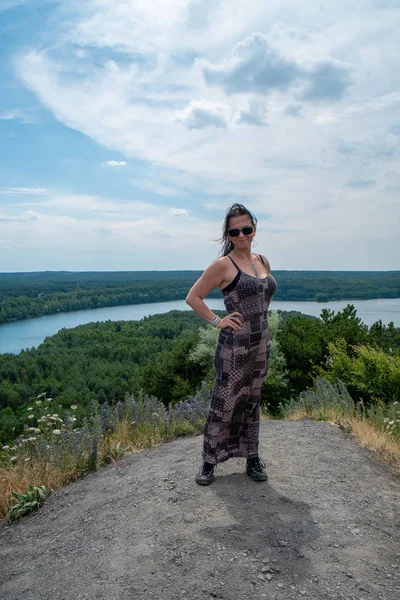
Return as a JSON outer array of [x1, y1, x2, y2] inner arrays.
[[103, 160, 127, 166], [0, 187, 50, 196], [0, 192, 220, 262], [176, 98, 228, 129], [7, 0, 400, 269], [203, 32, 353, 102], [235, 100, 268, 126], [168, 208, 190, 216], [0, 109, 37, 123], [203, 33, 303, 95], [0, 210, 39, 222]]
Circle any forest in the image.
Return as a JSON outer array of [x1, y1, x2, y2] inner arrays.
[[0, 270, 399, 324], [0, 305, 399, 444]]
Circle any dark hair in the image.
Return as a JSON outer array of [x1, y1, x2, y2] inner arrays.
[[219, 203, 257, 256]]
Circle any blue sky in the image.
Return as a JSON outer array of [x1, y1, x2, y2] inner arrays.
[[0, 0, 399, 272]]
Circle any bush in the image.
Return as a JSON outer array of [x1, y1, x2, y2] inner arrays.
[[317, 340, 400, 403]]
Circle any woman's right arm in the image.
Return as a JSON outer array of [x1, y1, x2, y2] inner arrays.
[[186, 260, 243, 330]]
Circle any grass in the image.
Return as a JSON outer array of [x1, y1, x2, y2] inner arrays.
[[1, 378, 398, 521], [283, 378, 400, 474], [0, 387, 210, 522]]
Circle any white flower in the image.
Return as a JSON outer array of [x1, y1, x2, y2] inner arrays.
[[24, 457, 30, 462], [52, 429, 61, 435], [10, 456, 17, 462], [27, 414, 34, 419], [35, 400, 42, 406], [2, 445, 10, 450], [70, 417, 77, 423], [71, 405, 78, 410], [51, 414, 59, 418], [388, 421, 394, 426], [27, 407, 34, 411]]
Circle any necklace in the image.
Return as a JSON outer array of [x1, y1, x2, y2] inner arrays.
[[232, 252, 259, 277], [251, 262, 259, 277]]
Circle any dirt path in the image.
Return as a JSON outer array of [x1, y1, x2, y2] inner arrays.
[[0, 420, 399, 600]]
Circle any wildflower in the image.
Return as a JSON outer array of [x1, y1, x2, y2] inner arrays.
[[71, 405, 78, 410], [10, 456, 17, 462], [51, 414, 59, 418], [25, 457, 30, 462], [27, 407, 34, 411], [27, 414, 34, 419], [70, 417, 77, 423], [35, 400, 42, 406], [2, 445, 10, 450], [52, 429, 61, 435], [388, 421, 394, 426]]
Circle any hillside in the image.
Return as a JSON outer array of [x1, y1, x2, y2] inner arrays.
[[0, 420, 399, 600]]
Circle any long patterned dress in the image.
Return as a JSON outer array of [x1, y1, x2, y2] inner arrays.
[[203, 255, 277, 465]]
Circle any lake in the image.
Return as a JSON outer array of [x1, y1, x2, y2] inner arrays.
[[0, 297, 399, 355]]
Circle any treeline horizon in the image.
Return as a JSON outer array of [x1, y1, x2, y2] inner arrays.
[[0, 270, 399, 325]]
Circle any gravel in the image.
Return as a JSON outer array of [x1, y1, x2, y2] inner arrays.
[[0, 419, 399, 600]]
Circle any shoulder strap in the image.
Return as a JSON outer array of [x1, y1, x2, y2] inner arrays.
[[258, 254, 270, 273], [227, 255, 241, 272]]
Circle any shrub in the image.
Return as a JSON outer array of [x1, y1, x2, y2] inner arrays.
[[5, 484, 49, 523]]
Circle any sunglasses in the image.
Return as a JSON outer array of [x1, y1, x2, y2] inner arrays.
[[228, 226, 254, 237]]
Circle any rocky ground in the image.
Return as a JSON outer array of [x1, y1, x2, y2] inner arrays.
[[0, 419, 399, 600]]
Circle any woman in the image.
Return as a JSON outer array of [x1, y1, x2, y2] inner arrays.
[[186, 203, 277, 485]]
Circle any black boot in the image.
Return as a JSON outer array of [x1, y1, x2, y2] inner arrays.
[[196, 462, 215, 485], [246, 456, 268, 482]]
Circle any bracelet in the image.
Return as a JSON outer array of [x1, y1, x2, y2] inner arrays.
[[210, 315, 221, 327]]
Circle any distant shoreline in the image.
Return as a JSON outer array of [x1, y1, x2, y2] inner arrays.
[[1, 270, 399, 325]]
